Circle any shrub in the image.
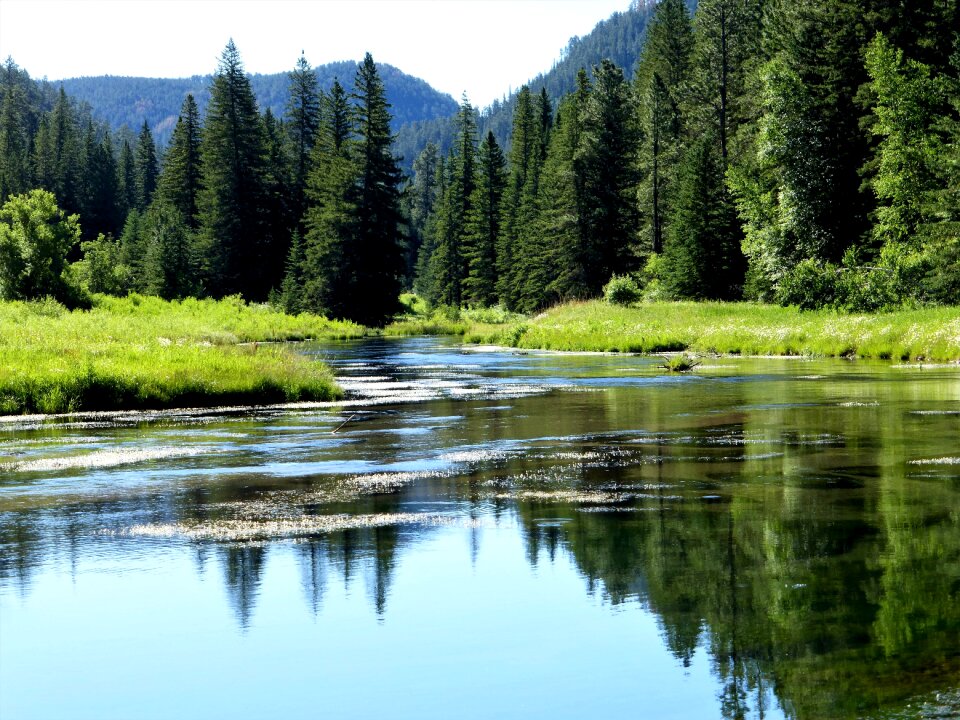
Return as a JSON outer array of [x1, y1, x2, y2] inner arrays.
[[603, 274, 641, 305], [775, 259, 840, 310], [0, 189, 88, 307]]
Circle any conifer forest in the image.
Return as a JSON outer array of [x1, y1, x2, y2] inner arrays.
[[1, 0, 958, 325]]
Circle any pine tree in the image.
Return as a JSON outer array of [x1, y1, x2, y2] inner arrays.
[[463, 131, 506, 307], [280, 230, 306, 314], [404, 141, 439, 284], [0, 81, 31, 200], [197, 40, 272, 299], [661, 132, 745, 299], [634, 0, 693, 255], [286, 53, 321, 232], [117, 139, 136, 217], [262, 107, 293, 291], [302, 78, 355, 317], [142, 201, 198, 299], [157, 94, 202, 228], [536, 85, 590, 301], [578, 59, 639, 294], [84, 126, 120, 239], [497, 86, 538, 308], [134, 120, 158, 210], [430, 95, 477, 307], [348, 53, 405, 325]]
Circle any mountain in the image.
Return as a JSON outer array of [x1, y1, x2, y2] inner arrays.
[[60, 61, 459, 149], [393, 0, 673, 170]]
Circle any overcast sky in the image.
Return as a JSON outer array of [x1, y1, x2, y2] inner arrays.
[[0, 0, 630, 108]]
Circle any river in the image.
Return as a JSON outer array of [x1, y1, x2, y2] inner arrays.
[[1, 337, 958, 719]]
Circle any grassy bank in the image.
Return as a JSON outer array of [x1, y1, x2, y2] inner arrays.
[[0, 295, 365, 414], [467, 301, 960, 361]]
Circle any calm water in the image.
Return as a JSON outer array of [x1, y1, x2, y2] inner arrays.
[[1, 337, 958, 720]]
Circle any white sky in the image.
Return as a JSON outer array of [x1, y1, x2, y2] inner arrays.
[[0, 0, 630, 108]]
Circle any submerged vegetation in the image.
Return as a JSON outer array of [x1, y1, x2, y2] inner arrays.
[[0, 295, 362, 414]]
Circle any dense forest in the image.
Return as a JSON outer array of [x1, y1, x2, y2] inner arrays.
[[1, 0, 958, 326]]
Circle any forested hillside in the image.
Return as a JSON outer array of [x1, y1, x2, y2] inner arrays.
[[61, 62, 459, 150], [393, 0, 677, 165], [1, 0, 958, 329]]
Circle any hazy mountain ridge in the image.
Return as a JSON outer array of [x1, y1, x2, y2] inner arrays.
[[61, 61, 459, 148]]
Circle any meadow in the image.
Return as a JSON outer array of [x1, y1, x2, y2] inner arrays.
[[0, 295, 364, 414], [467, 300, 960, 361]]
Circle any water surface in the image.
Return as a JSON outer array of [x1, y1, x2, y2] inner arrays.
[[2, 337, 958, 719]]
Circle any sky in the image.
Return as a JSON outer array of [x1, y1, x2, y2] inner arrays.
[[0, 0, 630, 108]]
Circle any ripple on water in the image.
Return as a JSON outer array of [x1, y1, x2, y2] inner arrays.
[[112, 512, 492, 541], [1, 446, 214, 473]]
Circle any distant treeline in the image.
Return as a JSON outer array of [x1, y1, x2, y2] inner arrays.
[[60, 63, 459, 151]]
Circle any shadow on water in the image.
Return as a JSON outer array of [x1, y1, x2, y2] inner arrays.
[[1, 337, 959, 719]]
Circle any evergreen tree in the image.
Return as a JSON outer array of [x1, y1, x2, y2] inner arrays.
[[661, 132, 745, 299], [142, 201, 198, 299], [348, 53, 405, 325], [302, 79, 355, 317], [404, 141, 439, 285], [134, 120, 158, 210], [157, 94, 201, 228], [497, 85, 539, 308], [0, 81, 31, 200], [117, 139, 136, 217], [286, 53, 321, 233], [462, 130, 505, 307], [634, 0, 693, 255], [536, 84, 590, 301], [280, 230, 306, 314], [197, 40, 273, 299], [413, 153, 447, 298], [430, 95, 477, 307], [84, 127, 121, 239], [34, 88, 83, 217], [118, 208, 147, 291], [577, 59, 639, 293], [261, 107, 293, 291]]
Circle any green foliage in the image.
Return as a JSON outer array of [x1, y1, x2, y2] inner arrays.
[[774, 258, 840, 310], [866, 33, 952, 248], [0, 189, 87, 306], [74, 233, 132, 296], [603, 274, 641, 306], [141, 201, 199, 300]]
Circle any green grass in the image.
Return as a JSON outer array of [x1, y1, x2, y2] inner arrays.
[[468, 300, 960, 361], [0, 295, 366, 415]]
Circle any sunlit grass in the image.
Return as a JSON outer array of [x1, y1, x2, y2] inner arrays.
[[468, 300, 960, 361], [0, 294, 364, 414]]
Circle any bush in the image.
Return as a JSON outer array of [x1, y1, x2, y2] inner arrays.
[[0, 189, 88, 307], [775, 259, 840, 310], [603, 274, 641, 305]]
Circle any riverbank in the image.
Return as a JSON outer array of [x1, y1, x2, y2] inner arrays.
[[0, 295, 362, 414], [466, 300, 960, 361]]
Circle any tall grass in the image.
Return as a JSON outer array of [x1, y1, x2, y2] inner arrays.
[[468, 300, 960, 361], [0, 295, 364, 414]]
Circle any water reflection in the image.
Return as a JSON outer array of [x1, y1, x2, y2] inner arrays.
[[1, 339, 958, 719]]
